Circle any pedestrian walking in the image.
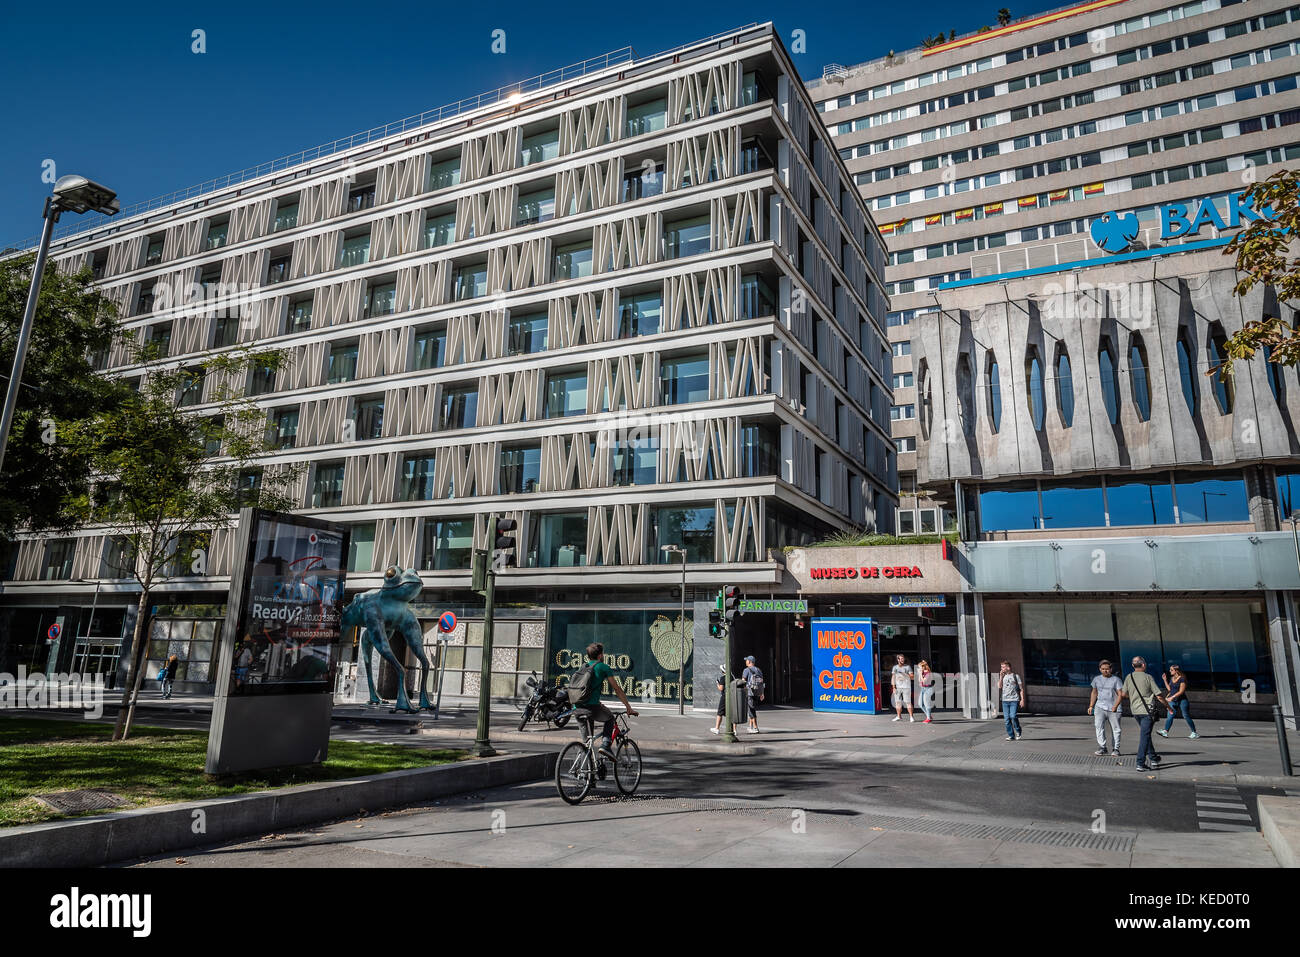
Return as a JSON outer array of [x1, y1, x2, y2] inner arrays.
[[890, 654, 916, 722], [917, 659, 936, 722], [997, 660, 1025, 740], [711, 665, 729, 735], [1087, 659, 1123, 755], [1116, 656, 1167, 772], [1157, 663, 1199, 739], [161, 654, 179, 699], [742, 655, 765, 733]]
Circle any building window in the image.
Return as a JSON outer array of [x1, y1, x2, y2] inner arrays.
[[420, 519, 474, 571], [897, 509, 916, 534], [618, 291, 662, 338], [530, 512, 588, 567], [1027, 347, 1045, 432], [401, 454, 437, 500], [986, 352, 1002, 433], [1099, 337, 1120, 424], [414, 327, 446, 370], [545, 369, 587, 417], [365, 281, 397, 318], [340, 232, 371, 268], [428, 156, 461, 191], [623, 166, 665, 202], [425, 210, 455, 247], [348, 523, 376, 573], [613, 436, 658, 486], [1176, 327, 1197, 415], [1056, 346, 1074, 428], [328, 342, 359, 384], [312, 462, 345, 508], [1264, 345, 1285, 402], [288, 295, 314, 333], [665, 216, 710, 259], [1206, 324, 1234, 414], [1174, 471, 1249, 523], [738, 425, 777, 477], [500, 445, 541, 494], [249, 362, 276, 396], [1107, 476, 1176, 526], [42, 539, 76, 580], [1130, 333, 1152, 422], [178, 367, 204, 407], [354, 395, 384, 440], [272, 408, 298, 449], [439, 386, 478, 430], [626, 97, 667, 137], [213, 315, 240, 349], [660, 354, 710, 405], [517, 187, 557, 226], [454, 262, 489, 300], [206, 220, 229, 250], [654, 506, 715, 564], [347, 184, 377, 213], [144, 237, 164, 266], [739, 275, 776, 319], [274, 201, 299, 232], [266, 254, 291, 284], [507, 311, 548, 355], [552, 242, 593, 281], [520, 127, 560, 166]]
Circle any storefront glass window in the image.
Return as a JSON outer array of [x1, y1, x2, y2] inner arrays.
[[978, 481, 1039, 531], [547, 608, 694, 704], [1157, 604, 1211, 675], [1106, 476, 1176, 526], [530, 512, 588, 567], [1204, 603, 1265, 693], [1173, 471, 1249, 523], [1115, 604, 1163, 680], [1041, 479, 1105, 529]]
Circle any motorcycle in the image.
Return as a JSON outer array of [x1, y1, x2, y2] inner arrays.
[[517, 671, 571, 731]]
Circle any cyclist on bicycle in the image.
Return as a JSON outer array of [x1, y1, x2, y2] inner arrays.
[[572, 642, 638, 756]]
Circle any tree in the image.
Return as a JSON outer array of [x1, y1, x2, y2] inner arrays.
[[1219, 168, 1300, 375], [68, 340, 301, 740], [0, 256, 127, 540], [998, 8, 1013, 26]]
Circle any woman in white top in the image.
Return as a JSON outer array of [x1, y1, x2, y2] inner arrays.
[[917, 659, 936, 723]]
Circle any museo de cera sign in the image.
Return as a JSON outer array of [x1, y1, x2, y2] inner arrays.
[[785, 545, 962, 594], [811, 618, 878, 715]]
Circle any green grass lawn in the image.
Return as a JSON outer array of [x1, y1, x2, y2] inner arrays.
[[0, 717, 464, 827]]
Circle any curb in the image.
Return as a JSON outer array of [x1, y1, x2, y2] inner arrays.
[[0, 751, 553, 868], [416, 726, 768, 755], [1257, 796, 1300, 867]]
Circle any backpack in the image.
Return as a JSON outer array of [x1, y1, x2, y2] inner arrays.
[[157, 667, 167, 682], [567, 662, 596, 704], [747, 669, 765, 697]]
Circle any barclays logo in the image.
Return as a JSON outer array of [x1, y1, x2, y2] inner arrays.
[[1089, 211, 1140, 253]]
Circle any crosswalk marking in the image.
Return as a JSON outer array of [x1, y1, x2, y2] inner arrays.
[[1194, 783, 1254, 833]]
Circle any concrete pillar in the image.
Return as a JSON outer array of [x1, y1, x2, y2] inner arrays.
[[1265, 590, 1300, 731], [691, 600, 722, 712], [957, 591, 991, 720]]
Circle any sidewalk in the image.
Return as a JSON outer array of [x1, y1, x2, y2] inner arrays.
[[19, 691, 1299, 786], [391, 705, 1300, 787]]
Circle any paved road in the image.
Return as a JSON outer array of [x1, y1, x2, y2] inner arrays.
[[130, 750, 1286, 868]]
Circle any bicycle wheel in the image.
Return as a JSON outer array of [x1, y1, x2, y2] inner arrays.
[[613, 738, 642, 795], [555, 742, 594, 804]]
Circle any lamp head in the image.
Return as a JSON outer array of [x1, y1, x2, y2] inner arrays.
[[52, 175, 119, 216]]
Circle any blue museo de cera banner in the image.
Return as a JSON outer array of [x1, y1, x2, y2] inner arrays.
[[811, 618, 877, 714]]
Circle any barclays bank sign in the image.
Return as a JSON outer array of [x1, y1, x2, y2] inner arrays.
[[1089, 190, 1276, 254]]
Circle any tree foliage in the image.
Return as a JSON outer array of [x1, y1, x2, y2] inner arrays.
[[1220, 168, 1300, 375], [64, 339, 303, 739], [0, 256, 127, 540]]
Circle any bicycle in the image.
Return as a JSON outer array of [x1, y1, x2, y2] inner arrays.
[[553, 709, 642, 804]]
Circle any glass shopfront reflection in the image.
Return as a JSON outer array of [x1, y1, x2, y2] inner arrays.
[[1021, 600, 1272, 693]]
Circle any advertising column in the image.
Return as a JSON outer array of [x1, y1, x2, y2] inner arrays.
[[811, 618, 878, 714], [205, 508, 349, 774]]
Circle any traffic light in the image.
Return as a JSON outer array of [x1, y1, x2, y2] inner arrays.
[[723, 585, 740, 624], [708, 609, 723, 638], [492, 516, 517, 571]]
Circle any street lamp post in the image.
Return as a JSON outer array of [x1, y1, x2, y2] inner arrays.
[[661, 544, 687, 714], [0, 176, 118, 477]]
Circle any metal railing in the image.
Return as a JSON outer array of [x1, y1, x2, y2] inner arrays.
[[5, 22, 769, 254]]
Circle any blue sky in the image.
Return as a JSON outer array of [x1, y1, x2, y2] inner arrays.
[[0, 0, 1013, 247]]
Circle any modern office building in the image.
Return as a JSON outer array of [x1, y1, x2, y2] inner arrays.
[[0, 24, 895, 709], [811, 0, 1300, 531], [797, 0, 1300, 721]]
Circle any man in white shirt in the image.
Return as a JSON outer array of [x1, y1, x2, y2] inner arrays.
[[1087, 659, 1123, 756], [890, 654, 915, 722]]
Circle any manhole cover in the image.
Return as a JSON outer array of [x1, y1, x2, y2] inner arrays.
[[33, 789, 130, 813]]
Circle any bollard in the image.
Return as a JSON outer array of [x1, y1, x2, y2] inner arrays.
[[1274, 705, 1294, 776]]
